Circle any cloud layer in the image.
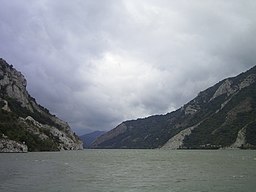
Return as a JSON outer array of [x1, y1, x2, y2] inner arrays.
[[1, 0, 256, 134]]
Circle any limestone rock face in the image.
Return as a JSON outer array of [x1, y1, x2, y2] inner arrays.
[[161, 124, 199, 149], [210, 79, 237, 101], [184, 104, 200, 115], [228, 127, 246, 149], [0, 58, 83, 152], [0, 138, 28, 153], [0, 59, 31, 110], [210, 74, 256, 102], [48, 125, 83, 150], [239, 74, 256, 89], [1, 99, 11, 112]]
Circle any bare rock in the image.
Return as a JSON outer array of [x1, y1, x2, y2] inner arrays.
[[185, 104, 199, 115], [210, 79, 237, 101], [1, 99, 11, 112], [0, 138, 28, 153], [228, 127, 246, 149], [161, 123, 199, 149], [239, 74, 256, 89]]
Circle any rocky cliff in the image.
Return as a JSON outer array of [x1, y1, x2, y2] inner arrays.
[[92, 65, 256, 149], [0, 58, 83, 152]]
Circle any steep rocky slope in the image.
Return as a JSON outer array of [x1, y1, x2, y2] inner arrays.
[[0, 58, 83, 152], [92, 65, 256, 149]]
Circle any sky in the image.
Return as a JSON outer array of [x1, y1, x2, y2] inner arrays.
[[0, 0, 256, 135]]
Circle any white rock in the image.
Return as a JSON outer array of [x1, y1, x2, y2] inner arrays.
[[239, 74, 256, 89], [185, 104, 199, 115], [162, 123, 200, 149], [228, 127, 246, 149], [1, 100, 11, 112], [25, 116, 43, 128], [0, 139, 28, 153], [210, 79, 237, 101]]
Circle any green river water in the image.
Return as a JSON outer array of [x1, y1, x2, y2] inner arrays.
[[0, 149, 256, 192]]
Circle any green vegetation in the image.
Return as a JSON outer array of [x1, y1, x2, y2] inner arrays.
[[5, 97, 64, 131], [0, 109, 59, 151], [246, 121, 256, 146], [0, 100, 5, 108]]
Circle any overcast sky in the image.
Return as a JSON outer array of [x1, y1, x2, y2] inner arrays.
[[1, 0, 256, 135]]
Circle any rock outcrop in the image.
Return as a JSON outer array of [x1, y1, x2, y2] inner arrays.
[[161, 123, 200, 149], [0, 138, 28, 153], [228, 127, 246, 149], [0, 58, 83, 152]]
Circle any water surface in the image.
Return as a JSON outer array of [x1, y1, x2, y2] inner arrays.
[[0, 150, 256, 192]]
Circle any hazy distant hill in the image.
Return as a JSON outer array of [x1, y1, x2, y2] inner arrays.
[[79, 131, 106, 148], [92, 65, 256, 149], [0, 58, 83, 152]]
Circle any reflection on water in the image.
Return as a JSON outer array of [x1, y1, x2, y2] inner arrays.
[[0, 150, 256, 192]]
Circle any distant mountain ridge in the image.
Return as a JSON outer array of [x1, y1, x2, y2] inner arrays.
[[0, 58, 83, 152], [79, 131, 106, 148], [92, 65, 256, 149]]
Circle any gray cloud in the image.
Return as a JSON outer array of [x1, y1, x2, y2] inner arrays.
[[1, 0, 256, 135]]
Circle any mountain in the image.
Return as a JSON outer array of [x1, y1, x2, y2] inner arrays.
[[92, 65, 256, 149], [0, 58, 83, 152], [79, 131, 106, 148]]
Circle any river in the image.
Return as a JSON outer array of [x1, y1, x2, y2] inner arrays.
[[0, 149, 256, 192]]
